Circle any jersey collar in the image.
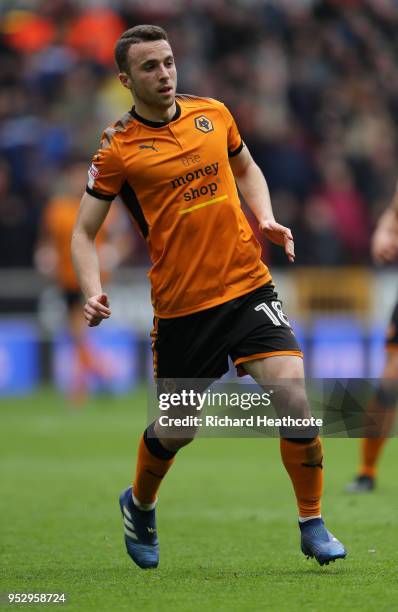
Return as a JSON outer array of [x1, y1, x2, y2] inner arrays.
[[130, 102, 181, 128]]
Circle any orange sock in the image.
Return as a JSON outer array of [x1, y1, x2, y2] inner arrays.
[[359, 438, 387, 478], [133, 428, 175, 505], [280, 437, 323, 517], [359, 394, 396, 478]]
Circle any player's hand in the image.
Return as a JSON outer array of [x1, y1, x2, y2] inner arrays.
[[260, 220, 295, 263], [84, 293, 111, 327], [371, 227, 398, 264]]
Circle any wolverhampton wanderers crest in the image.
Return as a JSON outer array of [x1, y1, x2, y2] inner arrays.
[[194, 115, 214, 133]]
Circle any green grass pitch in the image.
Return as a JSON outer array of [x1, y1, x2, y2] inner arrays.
[[1, 388, 398, 611]]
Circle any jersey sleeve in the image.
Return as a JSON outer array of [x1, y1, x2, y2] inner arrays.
[[220, 103, 244, 158], [86, 131, 125, 201]]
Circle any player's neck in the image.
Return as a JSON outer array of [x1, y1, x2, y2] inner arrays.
[[134, 100, 177, 124]]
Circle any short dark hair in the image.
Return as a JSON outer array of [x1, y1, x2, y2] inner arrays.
[[115, 25, 169, 73]]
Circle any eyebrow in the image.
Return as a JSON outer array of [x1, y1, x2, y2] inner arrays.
[[140, 54, 174, 67]]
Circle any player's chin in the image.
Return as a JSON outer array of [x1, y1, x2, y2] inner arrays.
[[157, 90, 175, 105]]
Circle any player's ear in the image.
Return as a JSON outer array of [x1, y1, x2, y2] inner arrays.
[[118, 72, 132, 90]]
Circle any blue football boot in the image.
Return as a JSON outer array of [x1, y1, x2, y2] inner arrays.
[[119, 486, 159, 569], [300, 518, 347, 566]]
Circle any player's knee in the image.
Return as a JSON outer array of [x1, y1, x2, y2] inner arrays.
[[273, 381, 310, 416], [374, 383, 398, 408], [274, 384, 319, 438]]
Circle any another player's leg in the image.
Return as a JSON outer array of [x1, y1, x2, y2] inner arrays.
[[243, 356, 347, 566], [346, 350, 398, 493], [65, 295, 90, 405], [67, 295, 110, 405]]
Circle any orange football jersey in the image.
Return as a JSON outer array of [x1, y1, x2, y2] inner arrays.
[[87, 95, 270, 317]]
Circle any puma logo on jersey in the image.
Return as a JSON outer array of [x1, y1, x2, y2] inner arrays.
[[139, 139, 159, 152], [302, 461, 323, 469]]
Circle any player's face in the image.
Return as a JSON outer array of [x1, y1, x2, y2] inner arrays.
[[121, 40, 177, 110]]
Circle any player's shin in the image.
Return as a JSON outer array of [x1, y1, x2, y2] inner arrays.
[[133, 422, 176, 508], [280, 436, 323, 520]]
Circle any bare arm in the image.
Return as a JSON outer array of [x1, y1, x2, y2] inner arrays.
[[372, 191, 398, 264], [71, 192, 112, 326], [230, 145, 294, 262]]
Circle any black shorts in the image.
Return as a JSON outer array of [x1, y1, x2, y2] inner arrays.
[[151, 282, 302, 380], [386, 301, 398, 348], [63, 290, 82, 310]]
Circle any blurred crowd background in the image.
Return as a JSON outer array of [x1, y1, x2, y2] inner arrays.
[[2, 0, 398, 271], [1, 0, 398, 393]]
